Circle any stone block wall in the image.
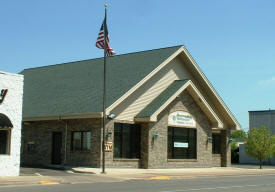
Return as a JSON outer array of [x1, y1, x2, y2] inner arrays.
[[104, 119, 141, 168], [0, 72, 23, 176], [221, 129, 231, 167], [21, 118, 101, 167], [103, 91, 230, 168], [144, 91, 213, 168], [21, 92, 230, 169], [212, 154, 221, 167]]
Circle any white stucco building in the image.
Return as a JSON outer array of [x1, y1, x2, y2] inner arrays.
[[0, 71, 23, 176]]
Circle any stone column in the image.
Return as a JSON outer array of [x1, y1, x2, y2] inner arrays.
[[221, 129, 231, 167], [140, 123, 149, 168], [104, 119, 113, 167], [147, 119, 169, 168]]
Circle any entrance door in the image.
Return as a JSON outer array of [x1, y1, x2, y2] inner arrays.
[[51, 132, 62, 164]]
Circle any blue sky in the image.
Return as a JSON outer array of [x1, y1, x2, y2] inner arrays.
[[1, 0, 275, 130]]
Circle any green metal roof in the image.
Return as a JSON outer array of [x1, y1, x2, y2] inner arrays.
[[136, 80, 189, 118], [21, 45, 182, 118]]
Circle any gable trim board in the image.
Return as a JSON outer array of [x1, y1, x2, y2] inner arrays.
[[108, 46, 240, 130], [106, 47, 184, 114], [135, 80, 223, 128], [181, 47, 240, 130]]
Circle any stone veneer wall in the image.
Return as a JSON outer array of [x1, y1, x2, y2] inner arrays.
[[212, 154, 222, 167], [103, 91, 231, 168], [22, 118, 141, 169], [21, 119, 102, 167], [145, 91, 214, 168], [21, 92, 230, 169], [104, 119, 141, 168], [0, 72, 23, 176], [221, 129, 231, 167]]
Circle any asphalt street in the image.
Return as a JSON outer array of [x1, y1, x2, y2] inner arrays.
[[1, 172, 275, 192]]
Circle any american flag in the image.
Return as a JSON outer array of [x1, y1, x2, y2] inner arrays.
[[96, 17, 115, 56]]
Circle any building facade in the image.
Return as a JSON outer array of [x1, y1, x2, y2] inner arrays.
[[239, 110, 275, 164], [0, 71, 23, 176], [21, 46, 241, 168], [249, 110, 275, 134]]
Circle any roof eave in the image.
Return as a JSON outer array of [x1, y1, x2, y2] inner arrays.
[[23, 112, 103, 122], [134, 117, 152, 122]]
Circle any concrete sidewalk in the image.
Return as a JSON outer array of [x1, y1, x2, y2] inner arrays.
[[1, 166, 275, 187], [72, 167, 275, 180]]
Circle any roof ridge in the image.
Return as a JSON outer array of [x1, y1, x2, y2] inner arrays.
[[21, 45, 183, 72]]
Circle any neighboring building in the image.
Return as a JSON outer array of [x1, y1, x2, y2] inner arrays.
[[249, 110, 275, 134], [239, 110, 275, 165], [20, 45, 241, 168], [0, 71, 23, 176]]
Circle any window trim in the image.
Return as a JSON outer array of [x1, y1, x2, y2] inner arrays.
[[71, 131, 91, 152], [0, 128, 12, 155]]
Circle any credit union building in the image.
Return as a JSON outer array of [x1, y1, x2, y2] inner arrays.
[[20, 45, 241, 168]]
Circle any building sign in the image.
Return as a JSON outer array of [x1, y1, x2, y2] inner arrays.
[[105, 141, 113, 152], [0, 89, 8, 104], [174, 142, 188, 148], [168, 111, 196, 128]]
